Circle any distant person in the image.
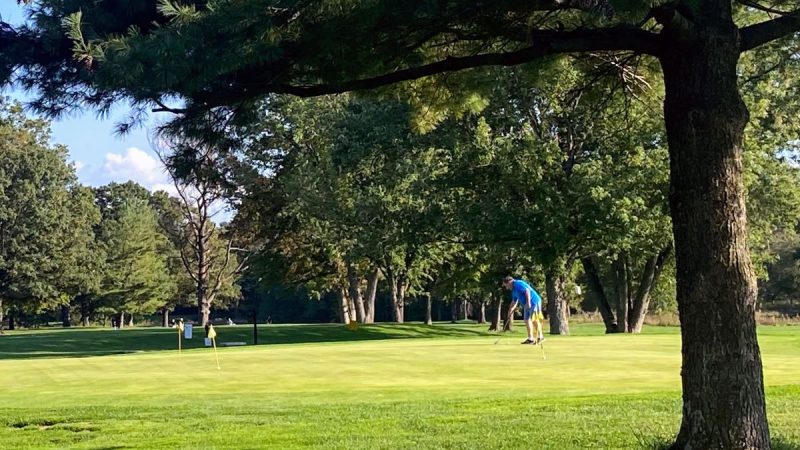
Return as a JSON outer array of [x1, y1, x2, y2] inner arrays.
[[503, 276, 544, 345], [266, 316, 272, 325], [227, 318, 235, 326]]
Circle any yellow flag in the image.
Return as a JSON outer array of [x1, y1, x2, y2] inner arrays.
[[178, 322, 184, 332], [208, 324, 217, 339]]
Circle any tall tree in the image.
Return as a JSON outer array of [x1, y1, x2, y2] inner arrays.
[[0, 100, 77, 327], [160, 143, 246, 326], [98, 195, 175, 327], [7, 2, 800, 446]]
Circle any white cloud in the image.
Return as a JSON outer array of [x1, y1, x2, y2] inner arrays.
[[103, 147, 165, 186]]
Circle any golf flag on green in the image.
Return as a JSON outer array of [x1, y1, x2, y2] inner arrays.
[[208, 324, 220, 370]]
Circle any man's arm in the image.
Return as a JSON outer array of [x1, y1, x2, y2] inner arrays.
[[525, 290, 532, 309]]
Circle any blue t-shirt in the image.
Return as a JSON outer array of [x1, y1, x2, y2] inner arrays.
[[512, 279, 542, 307]]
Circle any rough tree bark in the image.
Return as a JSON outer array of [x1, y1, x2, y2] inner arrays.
[[337, 287, 352, 324], [581, 257, 617, 333], [660, 6, 770, 446], [346, 263, 366, 323], [387, 272, 405, 323], [476, 299, 486, 324], [162, 309, 170, 328], [364, 268, 379, 323], [61, 304, 71, 328], [489, 291, 502, 331], [545, 269, 570, 335], [502, 300, 514, 332], [118, 311, 125, 329], [425, 294, 433, 325], [612, 253, 630, 333], [629, 245, 672, 333]]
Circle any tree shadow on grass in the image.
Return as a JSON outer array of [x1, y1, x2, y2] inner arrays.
[[0, 322, 498, 360]]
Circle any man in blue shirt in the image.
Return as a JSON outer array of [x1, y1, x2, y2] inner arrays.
[[503, 276, 544, 345]]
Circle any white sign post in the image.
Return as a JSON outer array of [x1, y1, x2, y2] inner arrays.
[[184, 323, 193, 339]]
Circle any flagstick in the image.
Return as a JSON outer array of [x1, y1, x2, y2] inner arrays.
[[212, 337, 220, 370], [178, 330, 182, 353]]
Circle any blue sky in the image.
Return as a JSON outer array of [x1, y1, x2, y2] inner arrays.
[[1, 3, 175, 194]]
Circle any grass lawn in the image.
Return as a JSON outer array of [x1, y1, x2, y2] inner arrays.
[[0, 323, 798, 449]]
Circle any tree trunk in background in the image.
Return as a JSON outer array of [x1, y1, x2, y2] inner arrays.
[[545, 270, 570, 335], [489, 291, 502, 331], [128, 315, 134, 327], [61, 304, 71, 327], [8, 312, 15, 330], [388, 274, 405, 323], [450, 301, 458, 323], [347, 264, 366, 323], [660, 13, 769, 446], [477, 300, 486, 324], [365, 268, 379, 323], [460, 299, 468, 321], [198, 289, 211, 327], [118, 312, 125, 329], [581, 257, 617, 333], [79, 298, 91, 327], [0, 299, 4, 329], [502, 301, 514, 332], [629, 245, 672, 333], [337, 288, 352, 324], [425, 294, 433, 325], [613, 253, 630, 333], [162, 309, 170, 328]]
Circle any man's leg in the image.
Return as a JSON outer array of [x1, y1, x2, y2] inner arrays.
[[521, 308, 535, 344]]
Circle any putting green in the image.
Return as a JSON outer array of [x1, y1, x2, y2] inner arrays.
[[0, 323, 798, 449]]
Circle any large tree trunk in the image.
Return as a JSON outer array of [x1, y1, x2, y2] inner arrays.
[[118, 311, 125, 329], [388, 273, 405, 323], [660, 13, 769, 447], [450, 301, 458, 323], [337, 288, 352, 324], [198, 288, 211, 327], [502, 300, 514, 332], [581, 257, 617, 333], [61, 304, 71, 328], [7, 311, 15, 330], [460, 299, 468, 321], [346, 264, 366, 323], [79, 298, 91, 327], [425, 294, 433, 325], [489, 291, 502, 331], [128, 315, 134, 327], [365, 268, 379, 323], [162, 309, 170, 328], [476, 299, 486, 324], [629, 245, 673, 333], [612, 253, 630, 333], [545, 269, 570, 335]]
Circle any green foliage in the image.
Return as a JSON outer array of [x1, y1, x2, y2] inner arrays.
[[98, 198, 175, 317], [0, 100, 85, 314]]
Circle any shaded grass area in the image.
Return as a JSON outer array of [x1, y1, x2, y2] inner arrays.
[[0, 324, 797, 448], [0, 321, 644, 360]]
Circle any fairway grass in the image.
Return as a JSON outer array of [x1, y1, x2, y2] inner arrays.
[[0, 324, 798, 449]]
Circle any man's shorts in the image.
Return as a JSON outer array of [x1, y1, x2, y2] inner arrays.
[[524, 303, 544, 321]]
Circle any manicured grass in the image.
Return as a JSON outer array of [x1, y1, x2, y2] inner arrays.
[[0, 323, 798, 449]]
